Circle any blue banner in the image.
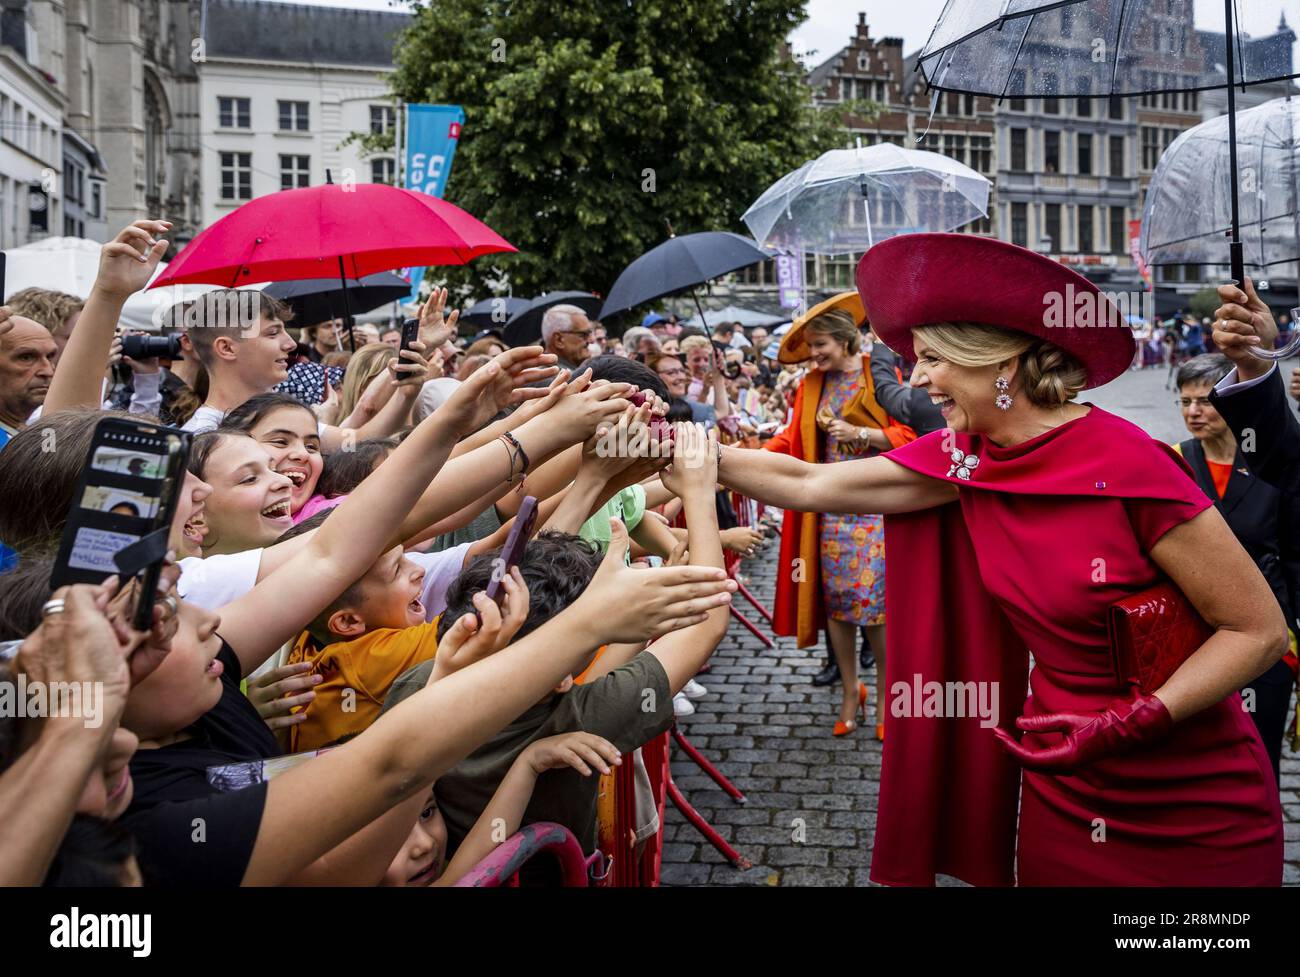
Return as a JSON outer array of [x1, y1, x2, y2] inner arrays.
[[401, 104, 466, 303]]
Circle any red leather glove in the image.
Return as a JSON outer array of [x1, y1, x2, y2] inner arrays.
[[993, 692, 1172, 772]]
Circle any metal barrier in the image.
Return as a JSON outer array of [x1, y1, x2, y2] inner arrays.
[[453, 821, 597, 887]]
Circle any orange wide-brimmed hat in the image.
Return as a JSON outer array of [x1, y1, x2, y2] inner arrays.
[[778, 290, 866, 364], [856, 234, 1134, 389]]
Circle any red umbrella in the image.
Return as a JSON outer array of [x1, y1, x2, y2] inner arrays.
[[150, 181, 515, 289]]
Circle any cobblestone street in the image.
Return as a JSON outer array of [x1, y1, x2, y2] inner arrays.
[[661, 359, 1300, 886]]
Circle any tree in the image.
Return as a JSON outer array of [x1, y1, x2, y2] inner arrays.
[[385, 0, 867, 305], [1187, 287, 1220, 322]]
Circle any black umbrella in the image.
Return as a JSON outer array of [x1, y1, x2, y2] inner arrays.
[[914, 0, 1299, 294], [503, 291, 603, 347], [461, 296, 530, 331], [264, 272, 412, 327], [598, 231, 769, 338]]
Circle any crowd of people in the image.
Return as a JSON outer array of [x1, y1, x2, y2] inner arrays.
[[0, 218, 818, 887], [1, 217, 1299, 887]]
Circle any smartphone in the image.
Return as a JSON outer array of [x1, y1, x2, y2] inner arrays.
[[399, 316, 421, 355], [50, 417, 191, 630], [484, 495, 538, 612]]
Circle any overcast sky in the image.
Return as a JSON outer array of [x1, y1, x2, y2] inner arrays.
[[281, 0, 1300, 66]]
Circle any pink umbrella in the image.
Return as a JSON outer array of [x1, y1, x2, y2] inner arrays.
[[151, 181, 515, 289]]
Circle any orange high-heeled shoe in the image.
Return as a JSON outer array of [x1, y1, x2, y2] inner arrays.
[[875, 723, 885, 742], [833, 682, 868, 737]]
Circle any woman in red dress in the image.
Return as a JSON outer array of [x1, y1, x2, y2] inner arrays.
[[717, 234, 1285, 886]]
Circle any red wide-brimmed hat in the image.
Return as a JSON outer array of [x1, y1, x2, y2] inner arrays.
[[856, 234, 1134, 389]]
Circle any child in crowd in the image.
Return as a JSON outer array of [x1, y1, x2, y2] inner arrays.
[[383, 423, 730, 862]]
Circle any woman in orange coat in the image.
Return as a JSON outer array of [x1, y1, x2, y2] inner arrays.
[[763, 292, 915, 736]]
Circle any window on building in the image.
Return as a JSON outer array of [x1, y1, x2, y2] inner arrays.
[[969, 135, 992, 173], [964, 94, 975, 115], [1109, 135, 1124, 176], [278, 100, 309, 132], [218, 96, 250, 129], [1108, 96, 1124, 120], [1141, 126, 1160, 170], [220, 151, 253, 201], [1045, 203, 1061, 252], [1110, 206, 1127, 254], [1008, 69, 1026, 110], [370, 105, 395, 135], [279, 154, 310, 190], [1044, 131, 1060, 173], [1078, 205, 1094, 253], [858, 52, 869, 71], [1077, 96, 1092, 117], [1077, 133, 1093, 175], [371, 158, 395, 185], [1010, 128, 1027, 171], [90, 182, 102, 219], [943, 133, 967, 165], [1011, 202, 1028, 247]]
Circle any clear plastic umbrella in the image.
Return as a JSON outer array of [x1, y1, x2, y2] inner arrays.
[[1142, 96, 1300, 273], [916, 0, 1300, 357], [1142, 95, 1300, 358], [742, 143, 990, 256]]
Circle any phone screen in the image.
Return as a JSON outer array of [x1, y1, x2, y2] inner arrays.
[[51, 419, 190, 625]]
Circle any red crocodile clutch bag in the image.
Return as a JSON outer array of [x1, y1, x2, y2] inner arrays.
[[1108, 580, 1213, 695]]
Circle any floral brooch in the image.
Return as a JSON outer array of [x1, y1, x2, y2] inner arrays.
[[947, 448, 980, 480]]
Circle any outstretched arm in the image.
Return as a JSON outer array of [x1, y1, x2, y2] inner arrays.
[[717, 442, 955, 516]]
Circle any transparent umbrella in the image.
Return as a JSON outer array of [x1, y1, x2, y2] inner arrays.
[[742, 143, 990, 256], [916, 0, 1300, 358], [1142, 96, 1300, 357]]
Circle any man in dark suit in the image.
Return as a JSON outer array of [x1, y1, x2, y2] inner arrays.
[[1209, 280, 1300, 778], [868, 341, 946, 436], [1177, 353, 1296, 778]]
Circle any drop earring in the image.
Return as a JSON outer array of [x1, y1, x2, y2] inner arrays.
[[994, 375, 1013, 411]]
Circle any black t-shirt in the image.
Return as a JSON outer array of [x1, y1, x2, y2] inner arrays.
[[121, 642, 281, 886]]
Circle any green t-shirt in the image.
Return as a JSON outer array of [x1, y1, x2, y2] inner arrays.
[[388, 652, 673, 857], [578, 484, 646, 554]]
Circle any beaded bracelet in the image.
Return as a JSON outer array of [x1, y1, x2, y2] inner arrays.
[[498, 431, 530, 484]]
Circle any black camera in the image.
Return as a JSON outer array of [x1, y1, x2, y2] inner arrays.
[[121, 333, 183, 360]]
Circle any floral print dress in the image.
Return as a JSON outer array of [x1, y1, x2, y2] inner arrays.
[[817, 367, 886, 626]]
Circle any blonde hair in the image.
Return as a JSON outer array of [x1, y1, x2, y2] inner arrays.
[[6, 287, 84, 336], [338, 343, 397, 420], [679, 335, 712, 355], [913, 322, 1087, 408], [804, 308, 861, 356]]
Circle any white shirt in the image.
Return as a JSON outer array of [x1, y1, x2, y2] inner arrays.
[[181, 405, 226, 435], [177, 541, 473, 622], [1213, 362, 1276, 396]]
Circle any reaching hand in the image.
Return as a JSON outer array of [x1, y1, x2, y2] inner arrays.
[[660, 423, 717, 500], [573, 519, 734, 643], [93, 220, 171, 300], [431, 569, 530, 682], [417, 286, 460, 351], [522, 731, 621, 778], [720, 526, 763, 558], [390, 339, 434, 390], [247, 661, 321, 730], [434, 346, 558, 435], [1214, 277, 1277, 381], [543, 373, 633, 444], [0, 306, 12, 343]]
